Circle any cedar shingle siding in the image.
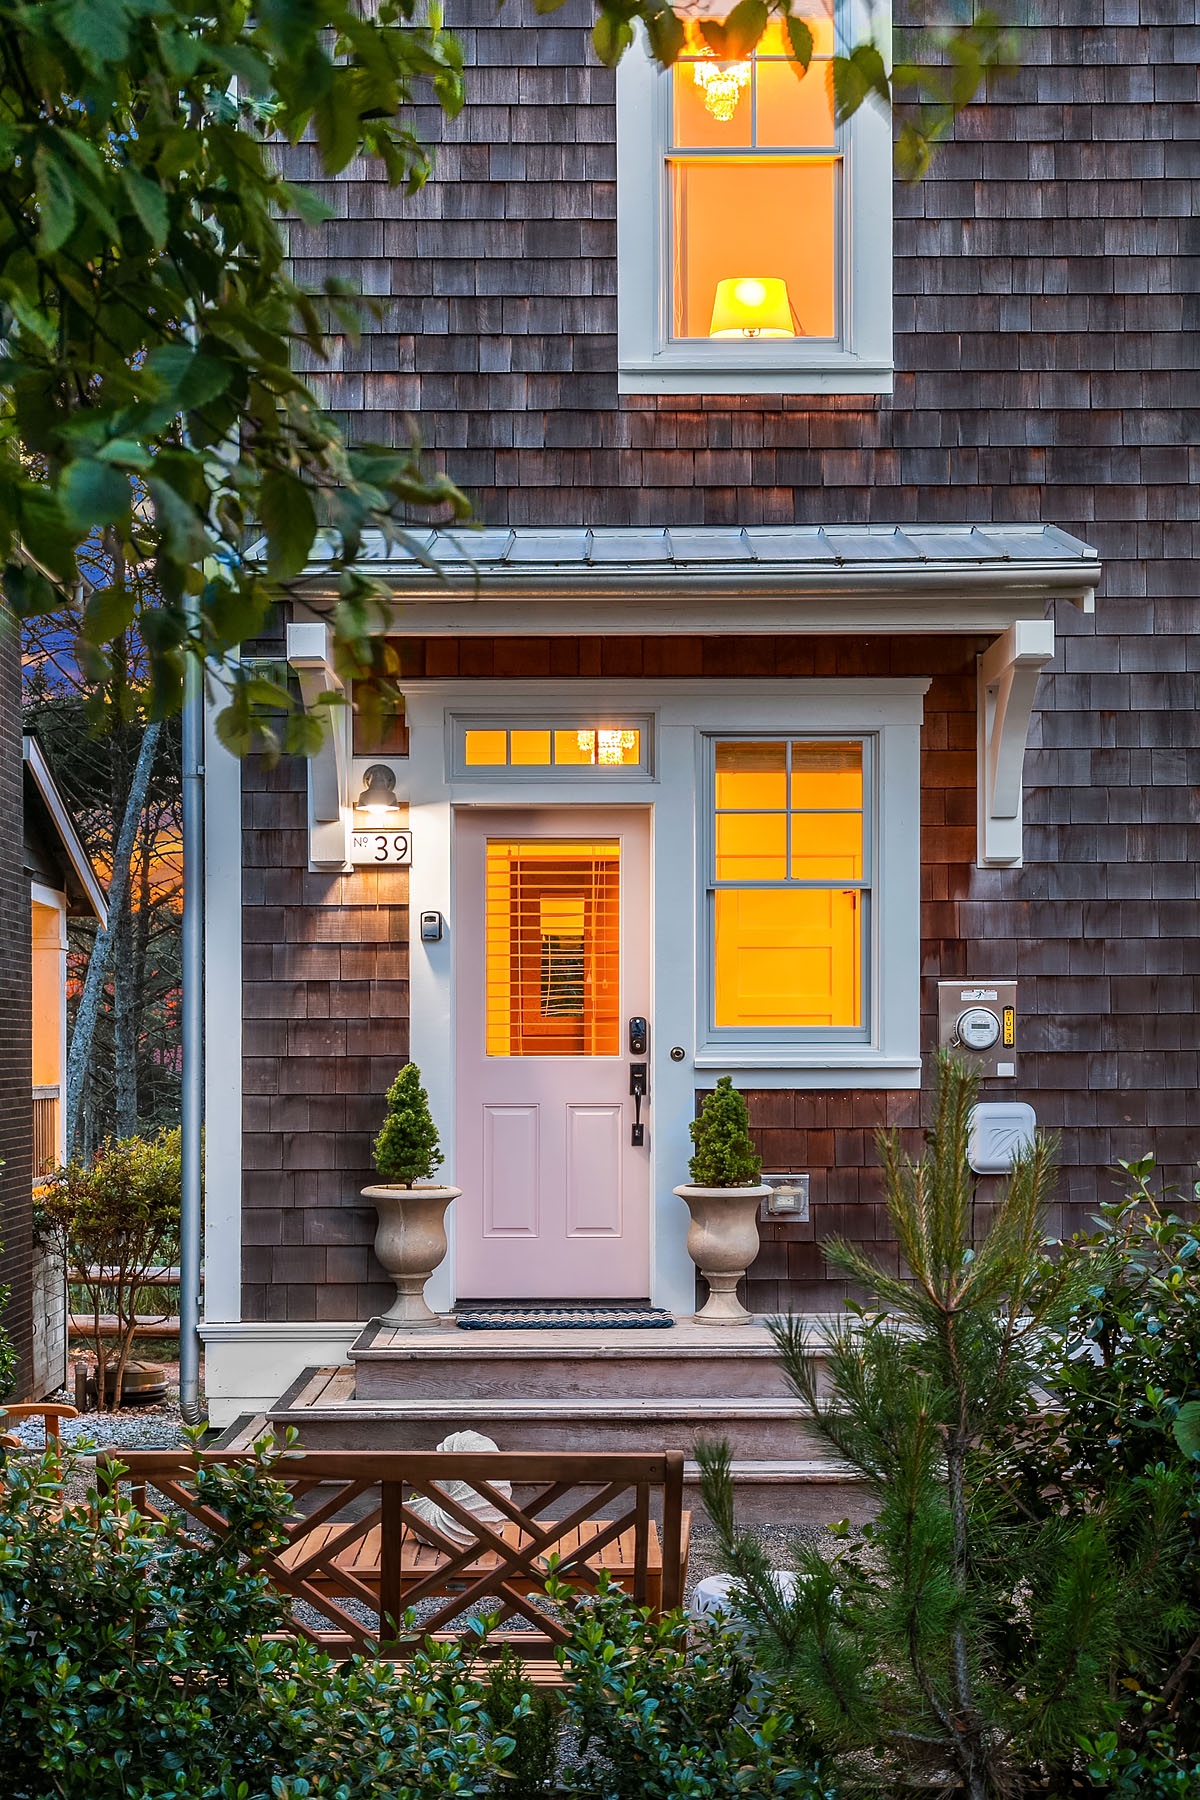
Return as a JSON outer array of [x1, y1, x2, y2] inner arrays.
[[241, 0, 1200, 1320]]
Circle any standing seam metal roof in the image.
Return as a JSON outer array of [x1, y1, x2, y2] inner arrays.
[[342, 523, 1099, 569]]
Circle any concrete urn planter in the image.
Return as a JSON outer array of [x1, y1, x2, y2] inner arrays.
[[362, 1184, 460, 1326], [673, 1184, 771, 1325]]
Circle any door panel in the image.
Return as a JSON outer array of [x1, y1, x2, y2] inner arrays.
[[565, 1104, 623, 1237], [456, 808, 651, 1299], [482, 1106, 540, 1236]]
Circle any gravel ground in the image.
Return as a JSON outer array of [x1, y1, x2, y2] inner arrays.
[[8, 1385, 188, 1453]]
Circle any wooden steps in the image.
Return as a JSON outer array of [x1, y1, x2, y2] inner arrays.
[[259, 1321, 872, 1528]]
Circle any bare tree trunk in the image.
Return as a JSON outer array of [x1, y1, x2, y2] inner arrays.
[[66, 720, 163, 1155]]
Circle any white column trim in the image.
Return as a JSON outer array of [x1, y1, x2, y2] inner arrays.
[[204, 666, 244, 1323]]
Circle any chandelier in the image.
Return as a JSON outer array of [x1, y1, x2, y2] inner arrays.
[[692, 53, 751, 122], [577, 729, 638, 765]]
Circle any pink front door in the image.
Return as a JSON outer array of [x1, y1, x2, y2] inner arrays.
[[455, 808, 651, 1300]]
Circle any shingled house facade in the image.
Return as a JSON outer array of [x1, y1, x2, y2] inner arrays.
[[202, 0, 1200, 1421]]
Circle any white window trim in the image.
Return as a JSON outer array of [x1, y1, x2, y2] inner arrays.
[[615, 0, 893, 396]]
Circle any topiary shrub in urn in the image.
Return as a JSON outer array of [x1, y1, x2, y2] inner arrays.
[[674, 1076, 770, 1325], [363, 1064, 459, 1327]]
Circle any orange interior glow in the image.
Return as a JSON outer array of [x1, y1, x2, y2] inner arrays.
[[712, 739, 864, 1029], [714, 887, 860, 1028], [672, 161, 836, 340], [485, 840, 621, 1057]]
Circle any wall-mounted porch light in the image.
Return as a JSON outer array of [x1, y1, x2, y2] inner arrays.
[[355, 763, 401, 814], [709, 277, 798, 340]]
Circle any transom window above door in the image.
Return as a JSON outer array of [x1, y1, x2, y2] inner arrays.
[[454, 716, 652, 776], [707, 736, 871, 1043]]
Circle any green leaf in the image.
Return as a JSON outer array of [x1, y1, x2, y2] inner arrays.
[[83, 582, 138, 644], [276, 181, 335, 227], [592, 13, 634, 68], [60, 460, 131, 531], [147, 345, 233, 412], [147, 476, 208, 564], [720, 0, 768, 61], [1173, 1401, 1200, 1460], [645, 5, 686, 66], [54, 0, 130, 67], [123, 167, 170, 249], [33, 144, 77, 254], [832, 42, 890, 124], [18, 489, 79, 586], [785, 14, 814, 74], [259, 471, 318, 580]]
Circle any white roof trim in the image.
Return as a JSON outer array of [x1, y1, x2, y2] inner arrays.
[[23, 736, 108, 925]]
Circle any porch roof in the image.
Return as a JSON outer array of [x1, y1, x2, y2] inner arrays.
[[293, 522, 1099, 634]]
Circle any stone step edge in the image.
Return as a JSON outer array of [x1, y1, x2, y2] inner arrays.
[[686, 1457, 863, 1485], [269, 1396, 825, 1421]]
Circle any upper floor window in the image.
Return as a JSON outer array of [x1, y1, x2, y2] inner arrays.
[[616, 1, 893, 395]]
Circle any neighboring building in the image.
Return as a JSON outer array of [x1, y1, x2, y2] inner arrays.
[[202, 0, 1200, 1425], [0, 721, 106, 1399]]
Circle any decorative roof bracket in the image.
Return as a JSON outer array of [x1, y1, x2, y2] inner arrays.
[[977, 619, 1056, 868], [285, 621, 348, 869]]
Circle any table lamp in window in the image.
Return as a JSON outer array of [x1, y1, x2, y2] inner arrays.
[[709, 277, 799, 339]]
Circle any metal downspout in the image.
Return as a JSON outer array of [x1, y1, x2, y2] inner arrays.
[[179, 646, 204, 1426]]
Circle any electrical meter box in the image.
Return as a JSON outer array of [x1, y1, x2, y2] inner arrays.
[[937, 980, 1018, 1078]]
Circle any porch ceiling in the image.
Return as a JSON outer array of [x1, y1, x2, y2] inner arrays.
[[290, 523, 1100, 636]]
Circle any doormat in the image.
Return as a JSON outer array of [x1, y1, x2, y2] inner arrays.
[[455, 1307, 675, 1330]]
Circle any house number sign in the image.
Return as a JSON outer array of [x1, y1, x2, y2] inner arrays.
[[350, 829, 412, 866]]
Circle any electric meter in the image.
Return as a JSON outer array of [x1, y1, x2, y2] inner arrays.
[[957, 1007, 1001, 1052], [937, 980, 1018, 1078]]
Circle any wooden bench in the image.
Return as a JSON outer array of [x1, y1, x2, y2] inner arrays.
[[0, 1403, 79, 1454], [99, 1448, 689, 1669]]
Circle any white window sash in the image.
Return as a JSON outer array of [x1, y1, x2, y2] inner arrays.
[[616, 0, 893, 395]]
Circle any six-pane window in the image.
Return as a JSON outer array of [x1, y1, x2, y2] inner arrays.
[[709, 737, 870, 1034]]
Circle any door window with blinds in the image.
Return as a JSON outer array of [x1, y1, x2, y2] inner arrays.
[[707, 737, 871, 1040], [485, 840, 621, 1056]]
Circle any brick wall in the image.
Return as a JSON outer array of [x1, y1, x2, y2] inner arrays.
[[0, 616, 33, 1392]]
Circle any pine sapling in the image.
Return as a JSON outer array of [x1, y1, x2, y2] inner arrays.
[[688, 1075, 762, 1187], [372, 1064, 444, 1187]]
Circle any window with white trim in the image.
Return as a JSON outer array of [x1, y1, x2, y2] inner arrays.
[[616, 0, 893, 395]]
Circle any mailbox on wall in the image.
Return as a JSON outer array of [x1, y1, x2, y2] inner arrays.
[[937, 980, 1018, 1078]]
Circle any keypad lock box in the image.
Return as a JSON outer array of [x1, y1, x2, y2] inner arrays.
[[937, 980, 1017, 1078]]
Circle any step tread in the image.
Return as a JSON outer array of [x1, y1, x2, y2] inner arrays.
[[274, 1394, 811, 1416]]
